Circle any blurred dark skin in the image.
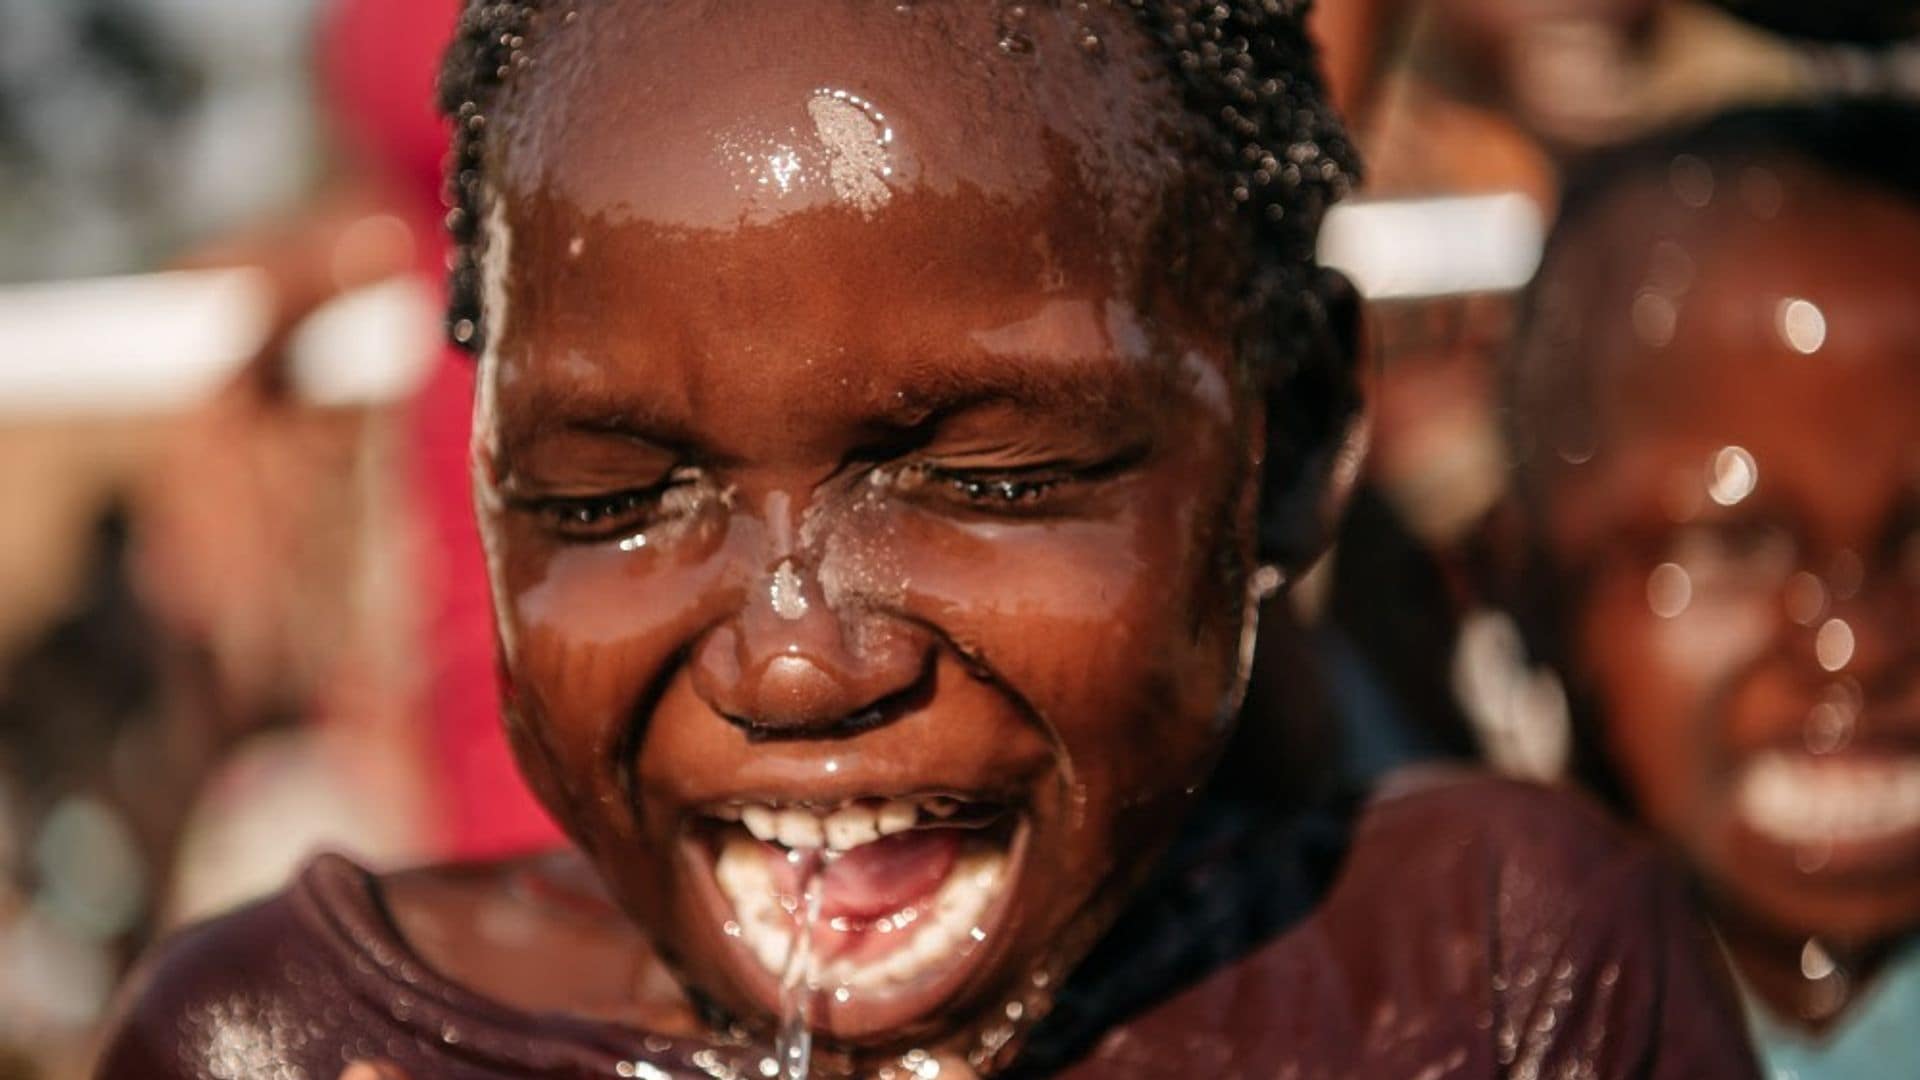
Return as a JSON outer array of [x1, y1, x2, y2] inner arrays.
[[1518, 162, 1920, 1028]]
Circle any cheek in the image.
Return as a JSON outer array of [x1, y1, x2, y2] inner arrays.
[[485, 511, 744, 832], [1577, 577, 1768, 829], [877, 477, 1246, 790]]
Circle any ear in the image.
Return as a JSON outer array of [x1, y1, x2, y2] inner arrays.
[[1256, 267, 1372, 575]]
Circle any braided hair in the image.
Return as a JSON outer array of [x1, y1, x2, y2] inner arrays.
[[437, 0, 1363, 562]]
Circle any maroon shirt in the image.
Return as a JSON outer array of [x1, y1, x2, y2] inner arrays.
[[97, 773, 1759, 1078]]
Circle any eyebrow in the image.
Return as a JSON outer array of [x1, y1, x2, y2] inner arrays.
[[504, 379, 700, 452], [496, 347, 1189, 477], [878, 353, 1175, 432]]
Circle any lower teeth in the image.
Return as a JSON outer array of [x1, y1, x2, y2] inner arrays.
[[715, 835, 1005, 992]]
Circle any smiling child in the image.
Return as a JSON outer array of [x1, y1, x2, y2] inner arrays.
[[100, 3, 1758, 1077], [1503, 101, 1920, 1078]]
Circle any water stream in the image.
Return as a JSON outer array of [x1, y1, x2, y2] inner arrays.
[[775, 854, 826, 1080]]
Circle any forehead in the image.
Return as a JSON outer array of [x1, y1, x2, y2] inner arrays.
[[1527, 166, 1920, 530], [477, 0, 1247, 452], [494, 0, 1184, 235]]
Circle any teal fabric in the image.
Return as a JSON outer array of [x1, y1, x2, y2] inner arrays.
[[1744, 938, 1920, 1080]]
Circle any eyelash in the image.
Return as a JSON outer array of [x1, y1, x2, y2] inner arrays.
[[529, 457, 1120, 541], [933, 471, 1064, 507], [534, 470, 706, 541], [903, 456, 1131, 516]]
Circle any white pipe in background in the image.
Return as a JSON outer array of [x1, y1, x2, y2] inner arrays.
[[0, 270, 441, 419]]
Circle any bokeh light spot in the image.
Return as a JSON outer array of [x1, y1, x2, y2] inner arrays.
[[1777, 298, 1827, 355], [1706, 446, 1757, 507]]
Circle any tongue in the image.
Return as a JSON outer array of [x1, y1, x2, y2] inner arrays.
[[767, 830, 959, 921]]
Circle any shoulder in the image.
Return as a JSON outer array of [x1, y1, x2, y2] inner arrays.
[[1070, 771, 1757, 1078], [1327, 767, 1758, 1078], [96, 854, 375, 1080], [97, 852, 703, 1080], [1325, 767, 1683, 983], [1358, 763, 1637, 864]]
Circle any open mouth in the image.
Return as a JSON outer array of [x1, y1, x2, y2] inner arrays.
[[690, 792, 1024, 1023], [1734, 750, 1920, 864]]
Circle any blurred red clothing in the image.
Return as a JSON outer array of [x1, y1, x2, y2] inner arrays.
[[318, 0, 561, 857]]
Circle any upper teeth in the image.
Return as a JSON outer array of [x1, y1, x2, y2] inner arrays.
[[723, 796, 960, 853], [1737, 752, 1920, 846]]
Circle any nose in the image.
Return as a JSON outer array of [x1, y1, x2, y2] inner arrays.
[[691, 558, 932, 740]]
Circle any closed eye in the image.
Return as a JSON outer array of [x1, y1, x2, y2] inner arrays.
[[523, 466, 710, 542], [899, 446, 1146, 518]]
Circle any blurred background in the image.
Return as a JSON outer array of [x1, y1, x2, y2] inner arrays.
[[0, 1, 1912, 1076]]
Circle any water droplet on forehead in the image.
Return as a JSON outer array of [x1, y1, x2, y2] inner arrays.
[[1647, 563, 1693, 619], [1706, 446, 1757, 507], [1815, 617, 1855, 672], [1777, 297, 1828, 355]]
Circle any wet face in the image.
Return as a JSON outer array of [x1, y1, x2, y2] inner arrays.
[[469, 0, 1267, 1063], [1532, 169, 1920, 950]]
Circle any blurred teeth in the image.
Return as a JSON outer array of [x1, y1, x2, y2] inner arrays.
[[718, 796, 975, 853], [1737, 752, 1920, 846]]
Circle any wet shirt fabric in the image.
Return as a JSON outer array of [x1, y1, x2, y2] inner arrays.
[[96, 773, 1759, 1078]]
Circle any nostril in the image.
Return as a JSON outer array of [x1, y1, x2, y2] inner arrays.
[[721, 704, 891, 742]]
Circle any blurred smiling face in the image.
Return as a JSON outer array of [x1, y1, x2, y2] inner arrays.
[[1530, 166, 1920, 951], [466, 0, 1267, 1060]]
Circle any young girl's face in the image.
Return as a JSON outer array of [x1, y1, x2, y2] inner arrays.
[[1536, 172, 1920, 952], [468, 1, 1270, 1057]]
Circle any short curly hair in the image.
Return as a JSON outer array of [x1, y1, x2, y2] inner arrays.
[[437, 0, 1363, 561]]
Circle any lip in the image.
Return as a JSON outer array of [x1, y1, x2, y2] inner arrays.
[[679, 791, 1035, 1044]]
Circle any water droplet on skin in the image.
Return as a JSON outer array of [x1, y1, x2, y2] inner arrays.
[[1804, 684, 1850, 753], [1801, 938, 1838, 980], [1815, 618, 1855, 672], [1777, 297, 1828, 354], [771, 559, 809, 621], [1647, 563, 1693, 619], [1783, 572, 1828, 626], [1706, 446, 1758, 506]]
